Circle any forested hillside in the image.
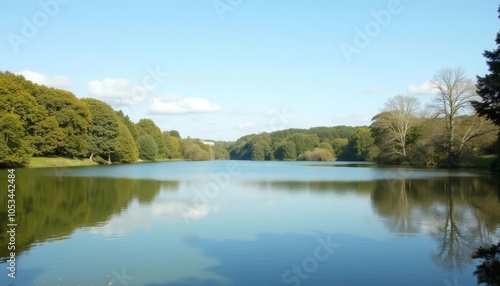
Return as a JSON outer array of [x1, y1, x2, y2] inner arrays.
[[1, 69, 498, 168], [0, 71, 217, 167]]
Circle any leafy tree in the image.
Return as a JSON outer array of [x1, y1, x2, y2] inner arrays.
[[182, 139, 211, 161], [0, 113, 32, 167], [273, 141, 297, 160], [472, 242, 500, 286], [163, 131, 182, 159], [298, 148, 334, 161], [213, 142, 230, 160], [82, 98, 119, 163], [116, 110, 139, 142], [343, 128, 378, 161], [169, 130, 181, 138], [473, 5, 500, 128], [112, 118, 139, 163], [31, 116, 65, 156], [289, 133, 319, 157], [136, 119, 167, 159], [33, 87, 91, 157], [331, 138, 348, 158], [138, 134, 158, 161]]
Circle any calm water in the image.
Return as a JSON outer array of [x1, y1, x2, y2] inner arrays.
[[1, 161, 499, 286]]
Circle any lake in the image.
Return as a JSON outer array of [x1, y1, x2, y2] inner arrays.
[[1, 161, 499, 286]]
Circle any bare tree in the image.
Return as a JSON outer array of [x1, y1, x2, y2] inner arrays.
[[371, 95, 420, 163], [431, 67, 478, 167]]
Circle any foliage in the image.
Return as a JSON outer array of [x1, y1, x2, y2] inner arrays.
[[473, 6, 500, 128], [112, 117, 139, 163], [297, 148, 334, 161], [138, 134, 158, 161], [213, 142, 230, 160], [182, 139, 211, 161], [340, 128, 378, 161], [82, 98, 119, 162], [0, 113, 32, 167], [163, 131, 183, 159], [136, 119, 167, 159], [371, 95, 420, 164], [472, 242, 500, 286]]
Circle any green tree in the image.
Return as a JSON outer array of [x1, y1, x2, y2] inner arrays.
[[33, 87, 91, 157], [473, 242, 500, 286], [163, 131, 183, 159], [0, 113, 32, 167], [82, 98, 119, 163], [138, 134, 158, 161], [116, 110, 139, 142], [112, 118, 139, 163], [343, 128, 378, 161], [473, 5, 500, 128], [31, 116, 65, 156], [136, 119, 167, 159], [182, 139, 211, 161], [273, 141, 297, 160], [213, 142, 230, 160], [289, 133, 319, 157]]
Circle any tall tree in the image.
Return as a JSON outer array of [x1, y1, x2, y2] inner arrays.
[[0, 113, 32, 167], [371, 95, 420, 163], [431, 67, 477, 167], [112, 118, 139, 163], [473, 5, 500, 128], [33, 87, 92, 157], [82, 98, 119, 163], [138, 134, 158, 161], [136, 119, 167, 159]]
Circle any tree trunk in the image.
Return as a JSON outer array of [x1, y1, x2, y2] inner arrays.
[[89, 152, 94, 161], [107, 153, 111, 165]]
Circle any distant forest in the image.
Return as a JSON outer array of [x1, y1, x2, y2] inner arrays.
[[0, 70, 498, 168]]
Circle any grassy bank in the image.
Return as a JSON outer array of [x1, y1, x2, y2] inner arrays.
[[469, 155, 497, 169], [29, 157, 98, 168]]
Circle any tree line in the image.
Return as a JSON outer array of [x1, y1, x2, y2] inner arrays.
[[227, 67, 499, 168], [0, 71, 227, 167]]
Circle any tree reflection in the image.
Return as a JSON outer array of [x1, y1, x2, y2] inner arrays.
[[371, 175, 500, 273], [0, 174, 177, 262], [372, 177, 419, 234]]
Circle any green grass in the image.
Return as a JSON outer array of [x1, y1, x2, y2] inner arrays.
[[29, 157, 98, 168], [470, 155, 497, 169]]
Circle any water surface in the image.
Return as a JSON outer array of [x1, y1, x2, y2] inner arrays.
[[1, 161, 499, 285]]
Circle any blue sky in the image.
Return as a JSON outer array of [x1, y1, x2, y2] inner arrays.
[[1, 0, 498, 141]]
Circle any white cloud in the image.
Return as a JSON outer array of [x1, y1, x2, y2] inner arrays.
[[150, 94, 221, 114], [87, 78, 151, 106], [16, 70, 73, 88], [367, 86, 382, 94], [237, 122, 256, 131], [407, 80, 437, 96]]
